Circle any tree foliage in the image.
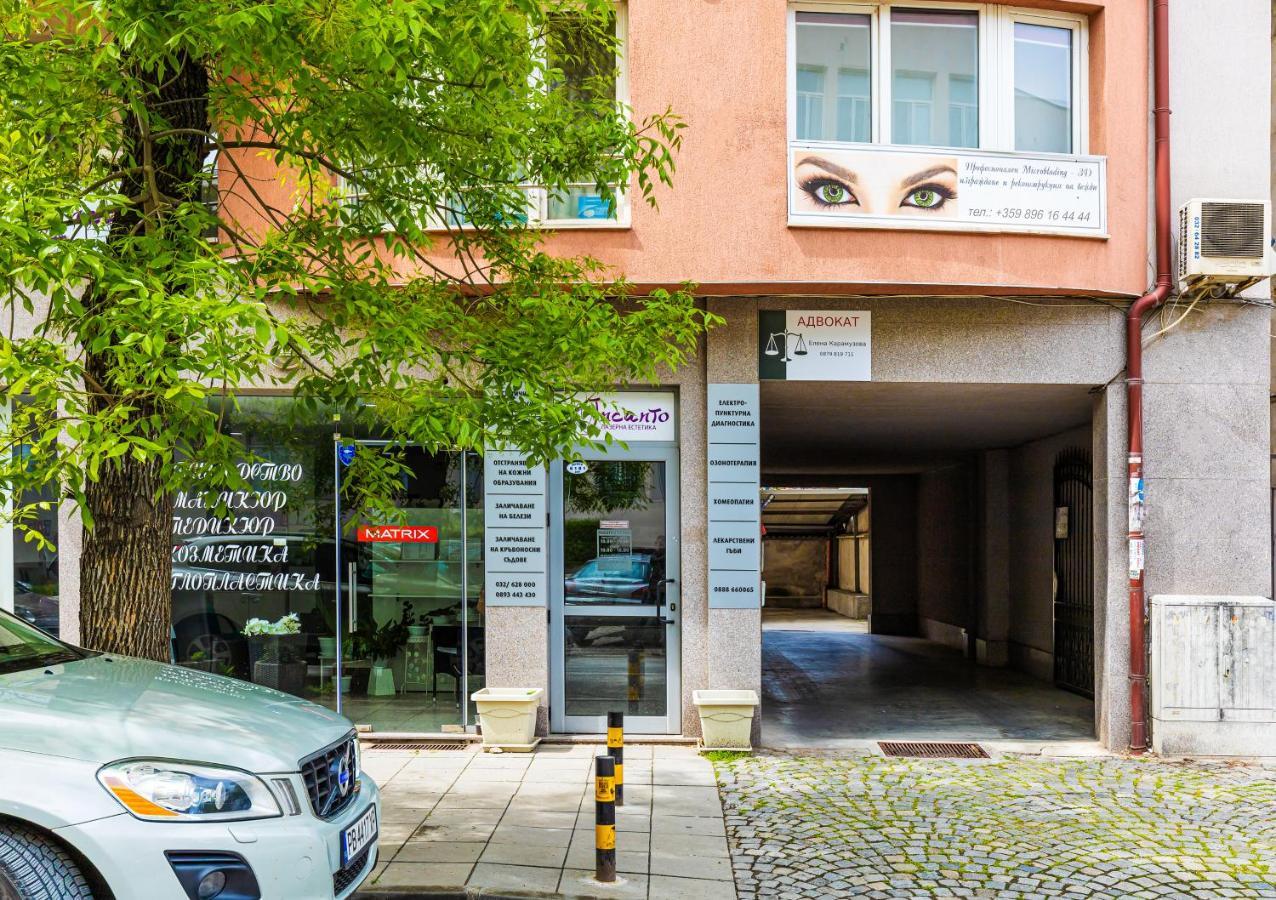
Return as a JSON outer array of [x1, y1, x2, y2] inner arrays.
[[0, 0, 715, 656]]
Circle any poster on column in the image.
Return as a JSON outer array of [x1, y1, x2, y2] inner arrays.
[[483, 451, 547, 606], [707, 384, 761, 609]]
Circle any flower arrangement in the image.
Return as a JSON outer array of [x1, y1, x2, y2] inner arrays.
[[242, 613, 301, 637]]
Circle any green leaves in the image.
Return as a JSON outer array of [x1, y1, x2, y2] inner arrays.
[[0, 0, 715, 540]]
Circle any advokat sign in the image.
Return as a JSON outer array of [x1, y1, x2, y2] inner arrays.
[[759, 310, 871, 381]]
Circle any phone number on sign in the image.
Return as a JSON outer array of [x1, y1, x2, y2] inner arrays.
[[970, 208, 1093, 223]]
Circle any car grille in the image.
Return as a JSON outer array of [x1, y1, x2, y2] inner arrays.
[[333, 847, 371, 897], [299, 732, 358, 820]]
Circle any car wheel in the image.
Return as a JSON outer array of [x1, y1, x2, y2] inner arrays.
[[0, 824, 95, 900], [186, 632, 233, 668]]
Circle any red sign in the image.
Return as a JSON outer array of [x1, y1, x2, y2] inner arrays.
[[357, 525, 438, 543]]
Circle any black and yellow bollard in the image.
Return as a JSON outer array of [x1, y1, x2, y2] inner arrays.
[[607, 711, 624, 807], [594, 755, 617, 883]]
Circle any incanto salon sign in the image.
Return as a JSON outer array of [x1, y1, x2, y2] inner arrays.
[[788, 142, 1107, 237], [356, 525, 438, 543], [581, 391, 676, 442]]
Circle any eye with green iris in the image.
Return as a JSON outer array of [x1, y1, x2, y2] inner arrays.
[[901, 184, 954, 211], [801, 178, 857, 207], [816, 183, 848, 204]]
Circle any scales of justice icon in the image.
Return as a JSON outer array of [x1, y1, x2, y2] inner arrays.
[[764, 330, 809, 363]]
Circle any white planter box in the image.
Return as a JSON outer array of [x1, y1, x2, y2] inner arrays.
[[471, 687, 544, 751], [693, 690, 759, 751]]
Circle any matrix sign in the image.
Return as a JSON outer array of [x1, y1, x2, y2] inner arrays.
[[759, 310, 871, 381]]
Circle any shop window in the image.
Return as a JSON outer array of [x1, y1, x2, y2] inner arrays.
[[788, 3, 1087, 153], [11, 478, 59, 638], [169, 397, 485, 732]]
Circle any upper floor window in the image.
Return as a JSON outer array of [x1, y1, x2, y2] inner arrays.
[[789, 3, 1086, 155]]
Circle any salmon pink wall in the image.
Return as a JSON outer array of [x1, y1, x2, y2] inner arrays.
[[225, 0, 1147, 298], [543, 0, 1146, 298]]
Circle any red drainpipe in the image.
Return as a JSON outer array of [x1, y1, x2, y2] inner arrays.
[[1126, 0, 1173, 754]]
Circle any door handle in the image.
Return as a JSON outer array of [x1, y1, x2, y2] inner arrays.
[[656, 578, 677, 625], [347, 561, 358, 630]]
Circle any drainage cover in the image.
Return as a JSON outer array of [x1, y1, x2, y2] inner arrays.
[[878, 741, 988, 759], [363, 741, 470, 752]]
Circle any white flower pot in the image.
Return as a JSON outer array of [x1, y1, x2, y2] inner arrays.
[[471, 687, 544, 751], [693, 690, 759, 751]]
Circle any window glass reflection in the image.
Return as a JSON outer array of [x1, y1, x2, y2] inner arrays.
[[564, 616, 666, 716], [1014, 22, 1072, 153], [562, 461, 666, 606], [891, 9, 979, 148], [795, 12, 871, 143]]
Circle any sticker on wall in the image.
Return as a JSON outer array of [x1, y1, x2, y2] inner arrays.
[[566, 460, 588, 475], [337, 443, 357, 466], [759, 310, 871, 381]]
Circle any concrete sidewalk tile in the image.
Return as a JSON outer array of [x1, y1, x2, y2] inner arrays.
[[466, 862, 561, 893], [500, 807, 580, 829], [479, 841, 569, 868], [419, 806, 505, 826], [653, 760, 718, 787], [391, 841, 485, 864], [469, 753, 534, 768], [489, 822, 575, 848], [558, 868, 651, 898], [432, 793, 513, 810], [370, 861, 474, 889], [652, 784, 725, 817], [648, 874, 738, 899], [650, 851, 734, 881], [451, 769, 528, 783], [408, 821, 496, 842], [650, 815, 727, 837], [377, 805, 431, 825], [650, 832, 729, 857]]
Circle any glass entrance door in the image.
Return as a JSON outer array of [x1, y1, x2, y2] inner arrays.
[[550, 444, 680, 734], [331, 443, 484, 732]]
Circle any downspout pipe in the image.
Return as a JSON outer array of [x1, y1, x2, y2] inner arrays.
[[1126, 0, 1173, 754]]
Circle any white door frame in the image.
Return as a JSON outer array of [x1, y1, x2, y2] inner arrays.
[[548, 442, 681, 734]]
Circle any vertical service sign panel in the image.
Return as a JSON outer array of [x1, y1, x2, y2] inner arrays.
[[484, 452, 548, 606], [707, 384, 761, 608]]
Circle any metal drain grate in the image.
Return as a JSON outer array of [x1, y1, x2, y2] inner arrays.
[[363, 741, 470, 752], [878, 741, 988, 759]]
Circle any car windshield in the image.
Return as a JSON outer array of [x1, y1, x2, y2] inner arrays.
[[0, 609, 85, 675]]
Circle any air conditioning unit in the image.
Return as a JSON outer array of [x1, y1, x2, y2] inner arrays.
[[1178, 199, 1273, 291]]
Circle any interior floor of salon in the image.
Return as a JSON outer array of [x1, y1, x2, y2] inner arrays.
[[761, 608, 1095, 749], [339, 692, 474, 734]]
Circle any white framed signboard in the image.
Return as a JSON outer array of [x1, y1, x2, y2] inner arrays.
[[788, 142, 1107, 238]]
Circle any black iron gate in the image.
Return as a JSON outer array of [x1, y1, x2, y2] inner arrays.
[[1053, 449, 1094, 698]]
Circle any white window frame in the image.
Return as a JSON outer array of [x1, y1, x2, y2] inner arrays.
[[787, 2, 1088, 155], [999, 8, 1087, 155]]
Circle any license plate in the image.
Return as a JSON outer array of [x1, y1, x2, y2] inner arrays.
[[341, 805, 378, 867]]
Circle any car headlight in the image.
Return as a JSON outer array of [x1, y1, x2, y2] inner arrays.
[[97, 760, 282, 822]]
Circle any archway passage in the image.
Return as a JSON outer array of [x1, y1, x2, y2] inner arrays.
[[759, 381, 1098, 748]]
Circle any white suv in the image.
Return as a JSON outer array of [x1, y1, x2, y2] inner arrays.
[[0, 609, 380, 900]]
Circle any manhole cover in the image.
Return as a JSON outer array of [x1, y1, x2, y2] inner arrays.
[[878, 741, 988, 759], [364, 741, 470, 752]]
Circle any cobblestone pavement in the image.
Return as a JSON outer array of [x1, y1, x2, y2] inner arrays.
[[714, 753, 1276, 899]]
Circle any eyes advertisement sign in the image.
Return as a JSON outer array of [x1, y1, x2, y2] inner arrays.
[[788, 143, 1106, 237], [759, 310, 871, 381]]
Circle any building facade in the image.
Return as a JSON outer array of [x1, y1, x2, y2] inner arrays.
[[4, 0, 1273, 754]]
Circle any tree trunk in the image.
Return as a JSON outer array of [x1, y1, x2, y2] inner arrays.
[[78, 51, 209, 660], [79, 459, 175, 660]]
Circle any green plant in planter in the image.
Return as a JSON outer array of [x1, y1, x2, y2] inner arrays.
[[243, 613, 304, 663], [358, 615, 409, 665]]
